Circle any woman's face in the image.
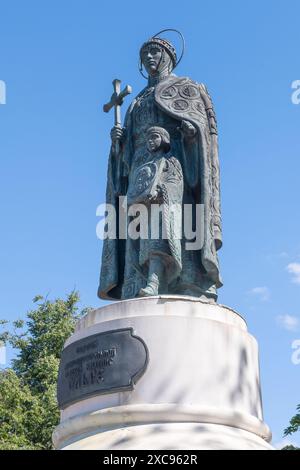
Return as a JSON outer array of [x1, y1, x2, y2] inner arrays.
[[147, 132, 162, 152], [141, 45, 163, 75]]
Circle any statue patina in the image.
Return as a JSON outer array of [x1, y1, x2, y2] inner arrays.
[[98, 30, 222, 301]]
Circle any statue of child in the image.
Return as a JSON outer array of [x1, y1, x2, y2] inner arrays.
[[127, 126, 183, 297]]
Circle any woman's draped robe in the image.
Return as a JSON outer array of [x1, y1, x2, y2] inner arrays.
[[98, 75, 222, 301]]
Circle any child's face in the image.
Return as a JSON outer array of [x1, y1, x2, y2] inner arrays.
[[147, 132, 162, 152]]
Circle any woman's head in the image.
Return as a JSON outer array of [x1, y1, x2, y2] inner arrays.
[[140, 37, 176, 77]]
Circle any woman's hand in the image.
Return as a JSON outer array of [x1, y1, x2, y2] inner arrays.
[[110, 125, 125, 144], [180, 120, 197, 139]]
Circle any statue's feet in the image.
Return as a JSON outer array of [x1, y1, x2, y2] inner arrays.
[[139, 283, 159, 297]]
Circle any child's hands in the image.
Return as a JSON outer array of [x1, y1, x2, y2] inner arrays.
[[147, 185, 162, 201]]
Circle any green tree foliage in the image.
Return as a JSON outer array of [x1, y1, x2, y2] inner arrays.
[[282, 404, 300, 450], [0, 292, 85, 450]]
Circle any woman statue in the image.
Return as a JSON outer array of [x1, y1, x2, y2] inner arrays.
[[98, 31, 222, 301]]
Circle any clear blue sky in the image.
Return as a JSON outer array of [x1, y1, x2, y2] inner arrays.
[[1, 0, 300, 447]]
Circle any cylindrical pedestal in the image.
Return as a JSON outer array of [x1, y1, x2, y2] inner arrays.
[[53, 296, 273, 450]]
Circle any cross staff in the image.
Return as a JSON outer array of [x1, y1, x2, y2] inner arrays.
[[103, 79, 132, 155]]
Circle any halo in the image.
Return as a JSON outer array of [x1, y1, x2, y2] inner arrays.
[[139, 28, 185, 79], [152, 28, 185, 67]]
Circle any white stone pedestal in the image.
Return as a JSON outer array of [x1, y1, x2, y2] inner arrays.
[[53, 296, 273, 450]]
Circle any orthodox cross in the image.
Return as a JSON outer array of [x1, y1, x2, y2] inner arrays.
[[103, 79, 132, 155]]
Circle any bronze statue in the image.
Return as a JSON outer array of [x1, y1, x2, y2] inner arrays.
[[99, 30, 222, 301]]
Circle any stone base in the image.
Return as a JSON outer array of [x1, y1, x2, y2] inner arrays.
[[53, 296, 273, 450]]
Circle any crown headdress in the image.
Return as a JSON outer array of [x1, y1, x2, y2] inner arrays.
[[140, 37, 177, 68], [139, 29, 185, 79]]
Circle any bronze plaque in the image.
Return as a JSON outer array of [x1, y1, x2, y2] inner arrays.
[[57, 328, 149, 409]]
